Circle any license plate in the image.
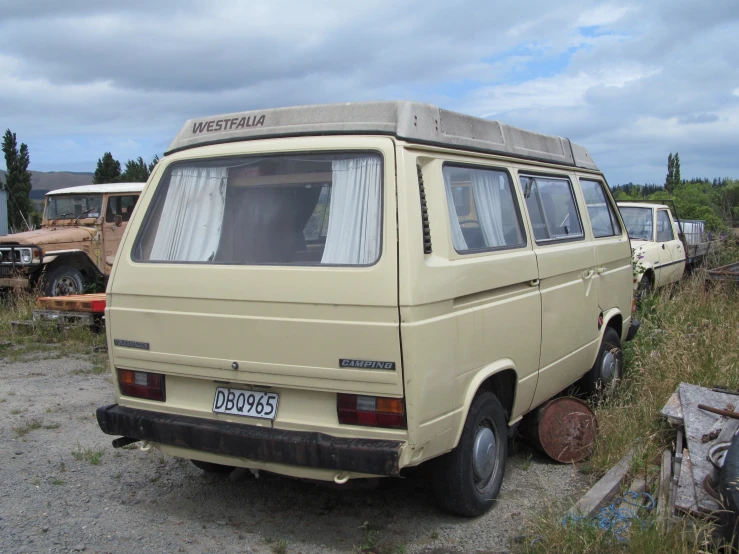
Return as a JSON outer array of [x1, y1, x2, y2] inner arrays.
[[213, 387, 279, 420], [0, 266, 12, 277]]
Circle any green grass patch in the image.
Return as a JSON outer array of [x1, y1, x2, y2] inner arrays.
[[514, 270, 739, 553], [0, 289, 106, 361], [12, 417, 43, 437], [71, 444, 105, 465]]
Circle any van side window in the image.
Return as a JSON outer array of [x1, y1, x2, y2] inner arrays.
[[519, 175, 583, 242], [106, 195, 138, 223], [656, 210, 674, 242], [443, 165, 525, 253], [580, 179, 622, 238]]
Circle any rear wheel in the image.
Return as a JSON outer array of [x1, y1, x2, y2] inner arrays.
[[580, 327, 623, 398], [43, 265, 85, 296], [432, 391, 507, 517], [190, 459, 235, 474]]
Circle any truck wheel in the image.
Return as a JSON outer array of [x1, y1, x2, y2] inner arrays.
[[190, 459, 235, 474], [432, 391, 507, 517], [636, 274, 653, 301], [580, 327, 623, 398], [43, 265, 85, 297]]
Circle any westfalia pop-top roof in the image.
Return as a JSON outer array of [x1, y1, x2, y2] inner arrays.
[[46, 183, 146, 196], [166, 101, 599, 171]]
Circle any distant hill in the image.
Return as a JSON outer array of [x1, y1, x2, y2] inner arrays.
[[0, 170, 94, 191]]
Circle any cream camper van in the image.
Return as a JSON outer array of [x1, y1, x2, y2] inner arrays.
[[97, 102, 638, 516]]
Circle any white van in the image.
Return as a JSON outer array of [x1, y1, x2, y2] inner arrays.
[[97, 102, 638, 516]]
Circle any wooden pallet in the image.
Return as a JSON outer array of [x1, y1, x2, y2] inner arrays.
[[35, 293, 107, 313]]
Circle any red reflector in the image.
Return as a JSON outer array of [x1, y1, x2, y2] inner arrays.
[[377, 413, 406, 428], [118, 369, 165, 402], [90, 299, 106, 313], [357, 411, 378, 426], [337, 393, 406, 429]]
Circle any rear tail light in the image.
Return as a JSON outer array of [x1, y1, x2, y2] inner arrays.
[[337, 394, 406, 429], [118, 369, 166, 401]]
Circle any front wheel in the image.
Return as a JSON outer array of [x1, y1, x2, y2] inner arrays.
[[432, 391, 507, 517], [636, 273, 653, 301], [42, 265, 85, 297]]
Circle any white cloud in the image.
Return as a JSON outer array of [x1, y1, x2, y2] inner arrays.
[[0, 0, 737, 184], [577, 4, 637, 27]]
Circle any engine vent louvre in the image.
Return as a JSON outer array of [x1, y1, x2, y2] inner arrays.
[[417, 164, 432, 254]]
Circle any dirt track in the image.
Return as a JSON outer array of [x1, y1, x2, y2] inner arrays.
[[0, 352, 587, 553]]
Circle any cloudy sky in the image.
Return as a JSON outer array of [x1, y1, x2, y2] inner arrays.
[[1, 0, 737, 185]]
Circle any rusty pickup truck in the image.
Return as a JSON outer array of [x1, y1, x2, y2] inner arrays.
[[0, 183, 144, 295]]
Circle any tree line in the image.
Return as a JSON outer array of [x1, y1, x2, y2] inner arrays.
[[612, 152, 739, 232], [93, 152, 159, 184], [0, 128, 159, 232]]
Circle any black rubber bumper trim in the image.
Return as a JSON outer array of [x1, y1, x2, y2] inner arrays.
[[96, 404, 403, 476], [626, 318, 640, 342]]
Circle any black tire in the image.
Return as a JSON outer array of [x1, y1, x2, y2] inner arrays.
[[43, 265, 85, 297], [580, 327, 623, 398], [190, 459, 235, 474], [432, 391, 507, 517], [636, 273, 653, 301], [719, 433, 739, 546]]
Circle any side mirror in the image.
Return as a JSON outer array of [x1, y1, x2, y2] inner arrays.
[[114, 215, 123, 227]]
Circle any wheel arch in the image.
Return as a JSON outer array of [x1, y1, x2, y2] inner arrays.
[[452, 360, 518, 448], [35, 251, 104, 285], [592, 308, 624, 365]]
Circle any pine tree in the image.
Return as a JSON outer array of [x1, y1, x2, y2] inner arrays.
[[120, 157, 149, 182], [2, 129, 34, 231], [120, 155, 160, 182], [674, 152, 681, 186], [665, 153, 675, 193], [93, 152, 122, 184], [148, 155, 159, 174]]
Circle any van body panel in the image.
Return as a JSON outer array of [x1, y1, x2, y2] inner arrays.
[[108, 137, 403, 433], [530, 239, 600, 407], [396, 152, 541, 450]]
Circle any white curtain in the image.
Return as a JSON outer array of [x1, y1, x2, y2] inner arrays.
[[321, 156, 382, 265], [150, 166, 228, 261], [471, 170, 506, 248], [443, 171, 468, 251]]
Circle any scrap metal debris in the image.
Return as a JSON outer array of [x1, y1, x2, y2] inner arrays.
[[661, 382, 739, 518]]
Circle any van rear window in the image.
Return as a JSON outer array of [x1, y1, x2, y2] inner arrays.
[[132, 153, 383, 266]]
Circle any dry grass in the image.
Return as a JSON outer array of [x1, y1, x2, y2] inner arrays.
[[515, 253, 739, 553], [0, 288, 105, 359]]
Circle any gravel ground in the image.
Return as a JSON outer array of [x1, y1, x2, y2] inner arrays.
[[0, 351, 588, 554]]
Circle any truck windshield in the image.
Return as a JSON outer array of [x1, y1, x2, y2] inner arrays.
[[133, 152, 383, 266], [619, 207, 653, 241], [45, 195, 103, 220]]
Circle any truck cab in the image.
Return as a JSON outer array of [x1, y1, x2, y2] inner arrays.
[[0, 182, 144, 295], [617, 202, 686, 294]]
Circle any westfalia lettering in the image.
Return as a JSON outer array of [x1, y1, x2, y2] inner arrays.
[[339, 359, 396, 370], [192, 115, 266, 134]]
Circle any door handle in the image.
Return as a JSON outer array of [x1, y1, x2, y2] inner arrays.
[[662, 244, 666, 249], [582, 269, 595, 280], [528, 279, 540, 287]]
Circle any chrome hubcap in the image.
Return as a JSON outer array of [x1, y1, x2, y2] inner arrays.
[[472, 426, 496, 482], [601, 351, 617, 382]]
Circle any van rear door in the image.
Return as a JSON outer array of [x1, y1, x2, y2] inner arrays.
[[107, 138, 402, 416]]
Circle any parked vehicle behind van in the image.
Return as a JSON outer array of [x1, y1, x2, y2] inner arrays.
[[0, 183, 144, 295], [96, 102, 637, 516]]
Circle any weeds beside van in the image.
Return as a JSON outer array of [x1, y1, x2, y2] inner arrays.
[[97, 101, 638, 516]]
